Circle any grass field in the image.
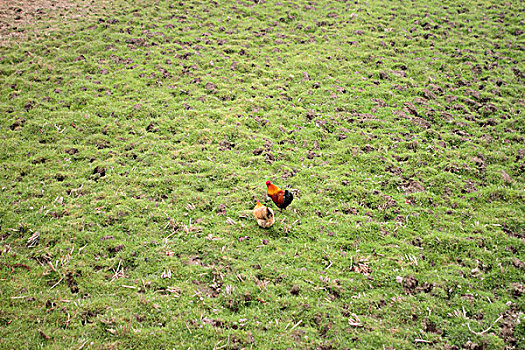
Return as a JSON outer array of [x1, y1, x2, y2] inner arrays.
[[0, 0, 524, 349]]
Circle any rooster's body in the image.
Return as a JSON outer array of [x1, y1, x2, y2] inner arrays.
[[253, 200, 275, 228], [266, 181, 293, 211]]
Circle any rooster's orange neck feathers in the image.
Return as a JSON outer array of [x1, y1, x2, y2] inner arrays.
[[266, 182, 282, 196]]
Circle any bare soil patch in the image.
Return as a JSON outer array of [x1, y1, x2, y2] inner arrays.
[[0, 0, 100, 45]]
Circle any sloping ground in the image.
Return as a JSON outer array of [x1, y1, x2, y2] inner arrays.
[[0, 0, 524, 349]]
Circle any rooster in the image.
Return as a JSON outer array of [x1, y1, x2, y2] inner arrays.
[[253, 200, 275, 228], [266, 180, 294, 211]]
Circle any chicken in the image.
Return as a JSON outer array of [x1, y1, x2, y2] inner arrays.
[[266, 180, 294, 211], [253, 200, 275, 228]]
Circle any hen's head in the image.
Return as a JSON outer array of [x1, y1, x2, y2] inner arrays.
[[266, 180, 271, 187]]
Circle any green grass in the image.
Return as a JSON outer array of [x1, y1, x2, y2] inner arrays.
[[0, 0, 524, 349]]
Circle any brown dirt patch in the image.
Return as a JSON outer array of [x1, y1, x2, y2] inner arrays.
[[0, 0, 102, 45]]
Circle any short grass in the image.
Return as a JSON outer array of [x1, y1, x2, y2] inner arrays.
[[0, 0, 524, 349]]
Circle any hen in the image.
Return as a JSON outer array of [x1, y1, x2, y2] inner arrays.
[[253, 200, 275, 228], [266, 180, 294, 211]]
